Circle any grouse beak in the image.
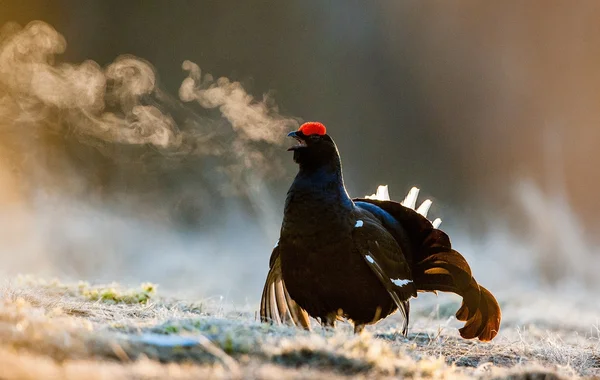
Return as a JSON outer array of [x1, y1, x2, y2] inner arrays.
[[287, 131, 307, 151]]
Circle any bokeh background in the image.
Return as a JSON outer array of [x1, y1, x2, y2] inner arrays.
[[1, 1, 599, 304]]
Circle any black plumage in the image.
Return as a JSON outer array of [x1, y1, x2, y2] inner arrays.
[[260, 122, 501, 341]]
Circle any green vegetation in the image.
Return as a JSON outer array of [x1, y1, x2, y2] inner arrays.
[[16, 275, 158, 304]]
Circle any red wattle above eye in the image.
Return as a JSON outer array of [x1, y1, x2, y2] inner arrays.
[[298, 122, 326, 136]]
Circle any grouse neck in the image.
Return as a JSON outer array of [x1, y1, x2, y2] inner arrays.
[[292, 159, 353, 209]]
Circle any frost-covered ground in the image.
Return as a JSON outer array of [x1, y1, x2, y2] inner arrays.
[[1, 277, 598, 379]]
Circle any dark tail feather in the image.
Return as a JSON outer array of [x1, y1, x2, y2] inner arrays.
[[351, 198, 501, 341], [456, 286, 501, 341], [413, 231, 501, 341], [260, 250, 311, 330]]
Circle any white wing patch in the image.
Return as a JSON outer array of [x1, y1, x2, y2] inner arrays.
[[361, 250, 411, 335], [273, 239, 279, 249], [354, 220, 364, 228], [365, 249, 412, 288], [391, 278, 412, 287]]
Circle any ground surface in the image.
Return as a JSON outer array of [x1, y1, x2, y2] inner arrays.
[[0, 277, 598, 379]]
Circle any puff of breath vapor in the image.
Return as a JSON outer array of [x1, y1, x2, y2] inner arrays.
[[0, 21, 298, 159], [0, 21, 178, 148]]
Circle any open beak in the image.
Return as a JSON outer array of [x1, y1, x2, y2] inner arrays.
[[287, 131, 307, 151]]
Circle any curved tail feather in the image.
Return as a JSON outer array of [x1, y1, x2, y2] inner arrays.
[[353, 196, 501, 341], [412, 235, 501, 341]]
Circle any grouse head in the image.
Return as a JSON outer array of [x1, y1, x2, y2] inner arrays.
[[287, 122, 340, 171]]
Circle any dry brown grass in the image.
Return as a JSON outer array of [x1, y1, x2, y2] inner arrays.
[[0, 277, 598, 379]]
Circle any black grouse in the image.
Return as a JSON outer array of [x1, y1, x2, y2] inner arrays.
[[260, 122, 501, 341]]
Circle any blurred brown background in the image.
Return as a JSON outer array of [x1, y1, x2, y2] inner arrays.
[[1, 1, 598, 299]]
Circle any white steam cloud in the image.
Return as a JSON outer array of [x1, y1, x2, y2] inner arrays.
[[180, 60, 297, 145], [0, 20, 299, 300], [0, 22, 176, 148], [0, 21, 298, 168]]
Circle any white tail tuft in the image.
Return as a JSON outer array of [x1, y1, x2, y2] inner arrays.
[[366, 185, 442, 229], [416, 199, 432, 217], [365, 185, 390, 201], [402, 187, 420, 209]]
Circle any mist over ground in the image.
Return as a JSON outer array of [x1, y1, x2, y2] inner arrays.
[[0, 1, 599, 308]]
